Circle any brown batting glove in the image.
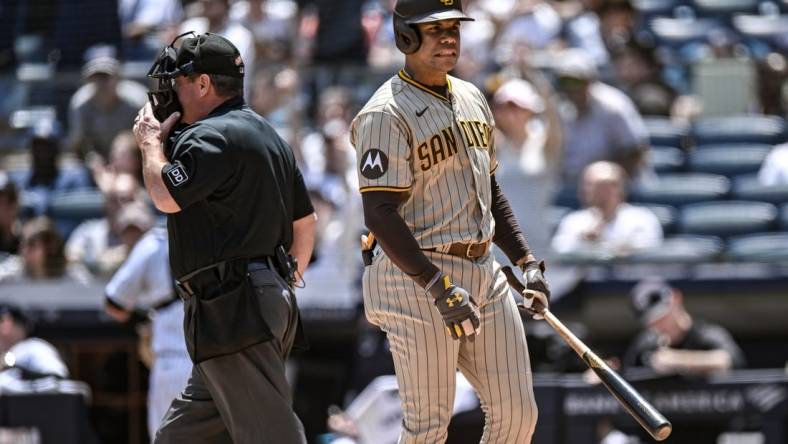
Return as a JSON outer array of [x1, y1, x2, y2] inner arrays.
[[426, 273, 481, 342], [520, 260, 550, 319]]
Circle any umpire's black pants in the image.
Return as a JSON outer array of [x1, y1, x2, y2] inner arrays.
[[154, 265, 306, 444]]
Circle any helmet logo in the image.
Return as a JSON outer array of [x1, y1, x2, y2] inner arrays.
[[440, 0, 454, 5]]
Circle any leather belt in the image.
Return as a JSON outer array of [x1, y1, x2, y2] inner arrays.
[[174, 257, 274, 300], [423, 240, 491, 259]]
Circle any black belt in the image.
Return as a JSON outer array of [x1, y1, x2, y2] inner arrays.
[[175, 257, 275, 299]]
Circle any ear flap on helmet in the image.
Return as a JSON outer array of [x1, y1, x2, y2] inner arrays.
[[394, 13, 420, 54]]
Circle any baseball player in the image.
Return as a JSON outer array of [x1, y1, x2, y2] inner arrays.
[[104, 225, 192, 441], [350, 1, 551, 443]]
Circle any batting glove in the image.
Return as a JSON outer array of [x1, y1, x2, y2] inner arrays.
[[520, 260, 550, 320], [426, 273, 481, 342]]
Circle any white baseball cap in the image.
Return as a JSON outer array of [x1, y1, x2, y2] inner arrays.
[[493, 79, 545, 113]]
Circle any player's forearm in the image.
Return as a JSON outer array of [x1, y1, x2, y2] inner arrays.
[[362, 191, 439, 288], [140, 142, 181, 213], [666, 348, 733, 374], [291, 212, 317, 277], [490, 174, 533, 265]]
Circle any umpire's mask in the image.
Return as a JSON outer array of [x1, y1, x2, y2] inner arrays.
[[146, 31, 196, 122]]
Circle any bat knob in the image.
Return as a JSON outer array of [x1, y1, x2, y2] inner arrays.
[[653, 423, 672, 441]]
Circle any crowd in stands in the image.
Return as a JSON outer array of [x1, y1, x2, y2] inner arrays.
[[1, 0, 787, 441], [1, 1, 787, 276]]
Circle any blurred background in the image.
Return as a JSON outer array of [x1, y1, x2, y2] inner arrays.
[[0, 0, 786, 443]]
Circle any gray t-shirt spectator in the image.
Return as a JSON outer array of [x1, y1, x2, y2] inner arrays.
[[560, 82, 649, 184], [67, 79, 148, 158]]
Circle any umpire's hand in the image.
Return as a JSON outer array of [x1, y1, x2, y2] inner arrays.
[[133, 102, 180, 148], [427, 273, 481, 342]]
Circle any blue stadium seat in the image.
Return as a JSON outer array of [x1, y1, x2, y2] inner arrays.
[[628, 235, 724, 263], [780, 203, 788, 230], [726, 232, 788, 261], [650, 146, 686, 173], [630, 173, 730, 205], [732, 174, 788, 204], [547, 206, 572, 234], [692, 0, 760, 18], [643, 116, 690, 148], [678, 200, 778, 237], [553, 185, 580, 209], [640, 203, 679, 233], [691, 115, 787, 145], [632, 0, 679, 19], [732, 14, 788, 40], [47, 190, 106, 239], [687, 144, 772, 175], [648, 17, 725, 49]]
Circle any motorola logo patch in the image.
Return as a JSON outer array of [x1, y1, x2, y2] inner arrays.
[[360, 149, 388, 179]]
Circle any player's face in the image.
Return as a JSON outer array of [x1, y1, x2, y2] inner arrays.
[[413, 19, 462, 74]]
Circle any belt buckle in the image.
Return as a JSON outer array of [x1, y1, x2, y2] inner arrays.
[[465, 243, 474, 258]]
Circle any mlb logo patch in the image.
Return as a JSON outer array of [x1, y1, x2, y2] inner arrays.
[[167, 164, 189, 187]]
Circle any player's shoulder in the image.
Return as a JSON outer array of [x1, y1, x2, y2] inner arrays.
[[448, 75, 485, 100], [356, 75, 407, 115], [352, 76, 410, 129]]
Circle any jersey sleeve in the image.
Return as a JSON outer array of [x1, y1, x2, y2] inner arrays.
[[104, 233, 172, 310], [163, 125, 234, 209], [351, 111, 413, 193]]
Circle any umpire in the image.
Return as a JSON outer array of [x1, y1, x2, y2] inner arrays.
[[132, 32, 315, 443]]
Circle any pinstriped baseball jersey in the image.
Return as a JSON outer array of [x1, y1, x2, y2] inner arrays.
[[350, 70, 497, 248], [352, 69, 538, 443]]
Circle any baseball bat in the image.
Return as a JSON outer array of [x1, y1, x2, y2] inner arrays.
[[501, 267, 672, 441]]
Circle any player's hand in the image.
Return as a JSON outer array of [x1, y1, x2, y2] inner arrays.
[[427, 274, 481, 342], [520, 260, 550, 320]]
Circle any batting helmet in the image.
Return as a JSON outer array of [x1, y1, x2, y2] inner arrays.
[[393, 0, 474, 54]]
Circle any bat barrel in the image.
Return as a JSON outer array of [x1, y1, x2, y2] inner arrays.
[[586, 352, 672, 441]]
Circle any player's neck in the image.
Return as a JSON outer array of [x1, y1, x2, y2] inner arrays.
[[403, 63, 448, 88]]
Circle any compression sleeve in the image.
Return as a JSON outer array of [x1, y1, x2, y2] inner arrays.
[[490, 174, 533, 265], [362, 191, 440, 288]]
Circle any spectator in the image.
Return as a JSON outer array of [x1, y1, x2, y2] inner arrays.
[[758, 142, 788, 186], [104, 225, 191, 441], [551, 161, 662, 256], [0, 173, 20, 254], [180, 0, 256, 98], [0, 303, 68, 381], [492, 77, 562, 258], [65, 173, 149, 275], [494, 0, 562, 62], [10, 119, 94, 217], [0, 217, 91, 284], [558, 0, 611, 71], [623, 277, 746, 374], [95, 201, 155, 276], [89, 130, 144, 195], [554, 49, 652, 186], [296, 0, 367, 65], [66, 49, 149, 159], [611, 42, 676, 117], [249, 65, 303, 142], [118, 0, 183, 61], [229, 0, 298, 64]]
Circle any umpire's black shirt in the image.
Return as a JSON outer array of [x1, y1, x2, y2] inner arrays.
[[162, 96, 313, 278]]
